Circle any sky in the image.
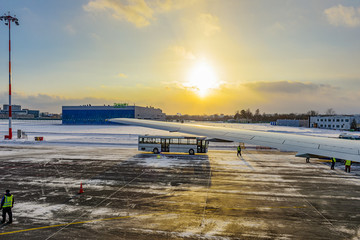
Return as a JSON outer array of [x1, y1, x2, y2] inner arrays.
[[0, 0, 360, 115]]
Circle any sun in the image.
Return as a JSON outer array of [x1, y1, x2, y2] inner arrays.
[[185, 60, 219, 97]]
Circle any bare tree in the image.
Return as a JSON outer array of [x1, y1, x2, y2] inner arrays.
[[254, 109, 260, 121], [307, 110, 318, 116], [325, 108, 336, 115]]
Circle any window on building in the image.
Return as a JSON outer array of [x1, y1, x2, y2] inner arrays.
[[321, 119, 323, 122], [336, 119, 339, 122], [320, 124, 323, 127], [336, 125, 339, 128], [341, 119, 344, 122], [345, 119, 349, 122]]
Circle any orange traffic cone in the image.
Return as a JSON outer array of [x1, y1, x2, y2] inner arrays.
[[79, 182, 84, 194]]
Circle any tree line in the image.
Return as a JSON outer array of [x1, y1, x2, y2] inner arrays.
[[166, 109, 326, 123]]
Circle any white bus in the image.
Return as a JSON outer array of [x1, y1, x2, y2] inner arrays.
[[138, 135, 209, 155]]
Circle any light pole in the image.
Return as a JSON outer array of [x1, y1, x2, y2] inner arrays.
[[0, 12, 19, 140]]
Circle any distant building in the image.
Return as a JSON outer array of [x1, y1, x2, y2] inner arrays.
[[276, 119, 309, 127], [309, 115, 360, 130], [62, 104, 166, 125], [24, 109, 40, 118], [0, 104, 40, 119]]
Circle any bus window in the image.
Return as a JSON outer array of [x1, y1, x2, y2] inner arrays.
[[171, 139, 179, 144], [188, 139, 196, 145]]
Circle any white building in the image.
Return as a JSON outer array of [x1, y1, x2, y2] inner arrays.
[[309, 115, 360, 130]]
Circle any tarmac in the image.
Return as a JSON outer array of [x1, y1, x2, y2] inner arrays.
[[0, 145, 359, 239]]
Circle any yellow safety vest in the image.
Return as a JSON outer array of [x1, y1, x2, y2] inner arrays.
[[237, 146, 241, 151], [332, 157, 336, 162], [345, 160, 351, 166], [3, 195, 13, 208]]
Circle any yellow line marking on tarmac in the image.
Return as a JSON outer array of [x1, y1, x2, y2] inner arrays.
[[0, 213, 163, 236], [206, 205, 308, 211], [0, 205, 307, 236]]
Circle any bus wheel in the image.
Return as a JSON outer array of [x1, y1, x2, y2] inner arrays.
[[189, 149, 195, 155], [153, 148, 159, 154]]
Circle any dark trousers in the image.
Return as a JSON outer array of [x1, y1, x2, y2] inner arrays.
[[345, 165, 351, 173], [2, 207, 12, 223], [331, 162, 335, 169]]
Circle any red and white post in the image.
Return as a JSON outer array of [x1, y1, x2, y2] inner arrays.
[[7, 19, 12, 139], [1, 13, 19, 140]]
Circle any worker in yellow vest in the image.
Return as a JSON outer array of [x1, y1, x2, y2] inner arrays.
[[237, 145, 242, 157], [331, 157, 336, 170], [345, 160, 352, 173], [1, 190, 14, 224]]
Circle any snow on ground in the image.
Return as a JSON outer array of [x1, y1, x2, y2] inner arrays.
[[0, 120, 185, 147], [0, 119, 350, 148]]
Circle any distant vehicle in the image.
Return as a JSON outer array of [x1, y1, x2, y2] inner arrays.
[[339, 133, 360, 140], [138, 135, 209, 155]]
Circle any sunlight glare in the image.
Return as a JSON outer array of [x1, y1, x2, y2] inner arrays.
[[185, 60, 219, 97]]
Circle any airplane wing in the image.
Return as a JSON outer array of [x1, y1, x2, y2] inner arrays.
[[109, 118, 360, 162]]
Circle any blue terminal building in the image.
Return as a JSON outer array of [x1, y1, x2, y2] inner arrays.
[[62, 104, 165, 125]]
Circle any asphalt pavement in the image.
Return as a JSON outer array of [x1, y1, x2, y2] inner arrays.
[[0, 145, 359, 239]]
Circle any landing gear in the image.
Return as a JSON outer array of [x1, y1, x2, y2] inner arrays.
[[306, 157, 310, 163]]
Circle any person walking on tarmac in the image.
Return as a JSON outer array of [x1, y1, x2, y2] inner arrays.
[[1, 190, 14, 224], [237, 144, 242, 157], [331, 157, 336, 170], [345, 160, 352, 173]]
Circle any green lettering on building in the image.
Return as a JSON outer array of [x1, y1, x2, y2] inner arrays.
[[113, 103, 128, 108]]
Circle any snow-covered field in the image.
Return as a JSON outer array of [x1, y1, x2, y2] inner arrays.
[[0, 119, 349, 147]]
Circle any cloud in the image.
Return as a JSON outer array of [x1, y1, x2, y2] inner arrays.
[[0, 92, 118, 113], [117, 73, 128, 78], [198, 13, 221, 37], [243, 81, 336, 94], [84, 0, 193, 28], [324, 4, 360, 27], [84, 0, 153, 27], [169, 45, 196, 60]]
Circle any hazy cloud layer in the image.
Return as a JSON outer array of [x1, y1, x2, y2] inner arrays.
[[84, 0, 194, 27], [198, 13, 221, 36], [169, 45, 196, 60], [0, 92, 116, 113], [0, 79, 357, 115], [244, 81, 336, 94], [324, 4, 360, 27], [117, 73, 128, 78]]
